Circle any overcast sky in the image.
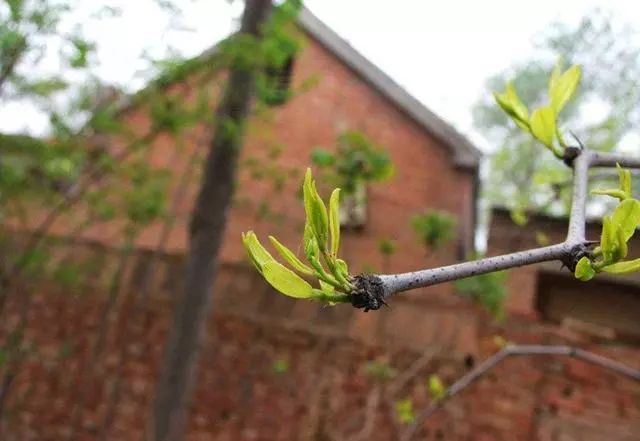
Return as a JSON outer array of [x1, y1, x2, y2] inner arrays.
[[2, 0, 639, 150]]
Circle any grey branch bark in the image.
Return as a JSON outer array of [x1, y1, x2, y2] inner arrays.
[[375, 149, 640, 300], [151, 1, 273, 441], [400, 344, 640, 441]]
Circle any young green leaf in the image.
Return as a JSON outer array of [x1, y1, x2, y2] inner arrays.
[[548, 60, 563, 99], [530, 106, 557, 150], [242, 231, 275, 273], [611, 198, 640, 242], [600, 216, 616, 263], [335, 258, 350, 282], [308, 254, 341, 287], [262, 260, 314, 298], [616, 227, 628, 260], [269, 236, 314, 276], [304, 230, 319, 261], [601, 258, 640, 274], [591, 188, 629, 201], [505, 81, 529, 125], [318, 279, 335, 294], [493, 88, 529, 131], [329, 188, 341, 256], [303, 168, 329, 248], [550, 65, 581, 114], [575, 256, 595, 281], [428, 374, 446, 402], [395, 399, 415, 424], [618, 163, 632, 195]]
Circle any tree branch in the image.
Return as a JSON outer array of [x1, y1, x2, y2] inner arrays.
[[368, 149, 640, 304], [379, 243, 570, 297], [400, 344, 640, 441]]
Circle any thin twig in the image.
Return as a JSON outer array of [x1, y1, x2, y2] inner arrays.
[[400, 344, 640, 441], [386, 348, 438, 398]]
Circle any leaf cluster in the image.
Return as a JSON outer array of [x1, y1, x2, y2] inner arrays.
[[243, 169, 354, 303], [575, 164, 640, 280], [311, 130, 394, 194], [411, 210, 456, 251], [494, 61, 581, 158]]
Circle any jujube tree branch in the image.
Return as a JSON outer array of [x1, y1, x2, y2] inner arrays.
[[242, 61, 640, 311]]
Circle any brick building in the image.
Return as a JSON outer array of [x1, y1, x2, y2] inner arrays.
[[2, 7, 640, 441]]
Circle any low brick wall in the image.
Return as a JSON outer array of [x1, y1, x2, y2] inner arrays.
[[1, 238, 640, 441]]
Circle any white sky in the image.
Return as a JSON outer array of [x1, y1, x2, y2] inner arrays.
[[2, 0, 639, 151]]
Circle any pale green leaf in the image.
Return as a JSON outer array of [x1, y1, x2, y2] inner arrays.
[[548, 60, 563, 99], [303, 168, 329, 248], [530, 106, 557, 149], [262, 260, 314, 298], [550, 65, 581, 113], [303, 230, 319, 261], [574, 256, 595, 281], [617, 226, 628, 260], [601, 258, 640, 274], [612, 198, 640, 242], [493, 91, 529, 131], [335, 258, 350, 281], [428, 375, 446, 402], [506, 81, 529, 123], [600, 216, 615, 263], [269, 236, 314, 276], [242, 231, 274, 273], [591, 188, 628, 201], [617, 163, 632, 195], [329, 188, 341, 256], [319, 279, 335, 294]]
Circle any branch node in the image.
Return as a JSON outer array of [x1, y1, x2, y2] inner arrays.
[[561, 242, 591, 272], [563, 146, 582, 167], [350, 274, 386, 312]]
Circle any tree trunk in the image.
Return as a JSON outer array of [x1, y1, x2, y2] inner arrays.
[[151, 1, 272, 440]]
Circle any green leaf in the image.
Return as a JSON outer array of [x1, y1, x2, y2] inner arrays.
[[308, 253, 340, 287], [242, 231, 275, 273], [550, 65, 581, 113], [530, 106, 557, 149], [591, 188, 628, 201], [600, 216, 616, 263], [318, 279, 335, 295], [548, 60, 563, 99], [303, 168, 329, 249], [428, 374, 446, 402], [335, 258, 350, 281], [617, 226, 628, 260], [618, 163, 632, 195], [262, 260, 314, 298], [493, 90, 529, 131], [303, 227, 319, 261], [329, 188, 341, 256], [395, 398, 415, 424], [601, 258, 640, 274], [269, 236, 314, 276], [505, 81, 529, 124], [574, 257, 595, 281], [612, 198, 640, 242]]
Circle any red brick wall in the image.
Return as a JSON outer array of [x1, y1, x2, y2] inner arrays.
[[2, 229, 640, 440], [485, 209, 640, 441]]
